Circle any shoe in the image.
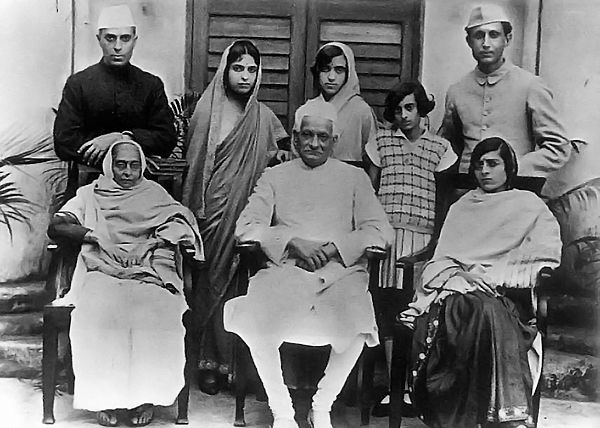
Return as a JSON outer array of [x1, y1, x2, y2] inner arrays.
[[371, 401, 389, 417], [307, 409, 332, 428], [271, 417, 299, 428], [198, 369, 221, 395]]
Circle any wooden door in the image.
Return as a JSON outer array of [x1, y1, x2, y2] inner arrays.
[[187, 0, 307, 129], [186, 0, 423, 126], [305, 0, 422, 119]]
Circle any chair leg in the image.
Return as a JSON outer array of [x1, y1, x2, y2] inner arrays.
[[359, 346, 376, 426], [42, 311, 58, 424], [234, 337, 249, 427], [389, 326, 412, 428], [64, 340, 75, 395], [177, 312, 197, 425]]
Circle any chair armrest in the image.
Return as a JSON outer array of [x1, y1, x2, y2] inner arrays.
[[180, 243, 204, 268], [396, 242, 435, 268], [539, 266, 554, 281], [47, 240, 59, 252], [235, 240, 261, 255], [366, 246, 387, 261]]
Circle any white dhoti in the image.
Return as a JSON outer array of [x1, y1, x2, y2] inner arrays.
[[70, 271, 187, 411], [224, 264, 378, 418]]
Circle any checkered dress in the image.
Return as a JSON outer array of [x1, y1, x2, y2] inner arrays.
[[375, 129, 450, 289]]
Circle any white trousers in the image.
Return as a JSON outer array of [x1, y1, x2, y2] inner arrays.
[[248, 335, 366, 419]]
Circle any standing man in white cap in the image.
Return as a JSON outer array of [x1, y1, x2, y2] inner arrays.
[[439, 3, 571, 179], [54, 4, 175, 170], [224, 99, 392, 428]]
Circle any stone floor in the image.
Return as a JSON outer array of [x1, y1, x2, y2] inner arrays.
[[1, 378, 600, 428]]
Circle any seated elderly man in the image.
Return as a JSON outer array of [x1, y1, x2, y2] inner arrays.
[[48, 141, 203, 427], [224, 100, 393, 428]]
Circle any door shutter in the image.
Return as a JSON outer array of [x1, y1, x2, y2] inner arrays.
[[305, 0, 422, 119], [189, 0, 307, 129]]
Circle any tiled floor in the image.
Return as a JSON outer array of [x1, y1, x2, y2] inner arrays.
[[1, 378, 599, 427]]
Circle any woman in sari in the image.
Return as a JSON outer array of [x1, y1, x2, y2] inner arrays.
[[307, 42, 378, 167], [182, 40, 288, 393], [398, 137, 562, 428], [48, 141, 203, 427]]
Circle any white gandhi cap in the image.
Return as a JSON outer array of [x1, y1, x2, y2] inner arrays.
[[97, 4, 136, 31], [465, 4, 511, 31]]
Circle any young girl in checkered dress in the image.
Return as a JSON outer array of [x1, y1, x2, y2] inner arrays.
[[366, 80, 457, 414]]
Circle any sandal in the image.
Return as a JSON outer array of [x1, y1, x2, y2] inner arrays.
[[97, 409, 118, 427], [129, 404, 154, 427]]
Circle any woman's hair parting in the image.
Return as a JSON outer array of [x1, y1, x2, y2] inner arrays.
[[223, 39, 260, 88], [469, 137, 518, 189], [383, 81, 435, 123], [310, 44, 347, 87]]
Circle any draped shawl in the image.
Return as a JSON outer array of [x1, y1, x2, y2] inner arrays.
[[401, 188, 562, 324], [182, 42, 284, 219], [182, 41, 285, 306], [310, 42, 377, 162], [58, 141, 204, 303]]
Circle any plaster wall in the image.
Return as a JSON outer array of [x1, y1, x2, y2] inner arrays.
[[0, 0, 72, 281], [72, 0, 187, 99]]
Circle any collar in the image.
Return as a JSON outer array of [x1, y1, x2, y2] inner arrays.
[[98, 58, 133, 76], [473, 59, 513, 86], [389, 125, 432, 142], [297, 157, 331, 171]]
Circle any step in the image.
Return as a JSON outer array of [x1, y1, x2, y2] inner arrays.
[[0, 281, 48, 314], [546, 325, 599, 356], [542, 348, 599, 402], [0, 358, 40, 378], [0, 335, 42, 378], [0, 312, 43, 336]]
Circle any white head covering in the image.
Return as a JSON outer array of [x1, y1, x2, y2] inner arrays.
[[314, 42, 361, 112], [97, 4, 136, 31], [465, 4, 511, 31], [293, 98, 339, 137], [101, 140, 147, 185]]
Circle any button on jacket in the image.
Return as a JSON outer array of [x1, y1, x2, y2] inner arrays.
[[439, 61, 571, 177]]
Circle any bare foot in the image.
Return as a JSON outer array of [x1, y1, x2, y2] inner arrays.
[[96, 409, 118, 426], [129, 403, 154, 427]]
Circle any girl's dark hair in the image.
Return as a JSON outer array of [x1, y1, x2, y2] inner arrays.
[[223, 40, 260, 89], [468, 137, 518, 189], [310, 45, 348, 90], [383, 81, 435, 123]]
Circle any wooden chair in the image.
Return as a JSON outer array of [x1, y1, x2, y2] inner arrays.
[[41, 238, 201, 425], [387, 173, 553, 428], [232, 241, 387, 427], [42, 154, 197, 424]]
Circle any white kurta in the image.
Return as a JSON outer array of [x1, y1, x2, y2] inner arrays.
[[224, 158, 393, 352]]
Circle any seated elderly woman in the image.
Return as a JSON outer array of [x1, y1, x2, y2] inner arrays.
[[48, 141, 203, 427], [398, 137, 562, 428], [224, 99, 393, 428]]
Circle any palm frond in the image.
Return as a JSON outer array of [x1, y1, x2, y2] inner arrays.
[[0, 121, 57, 241]]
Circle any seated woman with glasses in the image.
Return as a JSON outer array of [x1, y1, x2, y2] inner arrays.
[[48, 141, 203, 427], [398, 137, 562, 428]]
